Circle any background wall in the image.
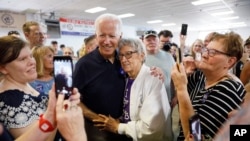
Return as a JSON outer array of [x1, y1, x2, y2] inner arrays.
[[0, 11, 249, 56]]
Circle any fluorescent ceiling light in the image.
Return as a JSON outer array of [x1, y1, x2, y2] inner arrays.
[[229, 22, 246, 26], [147, 20, 163, 24], [85, 7, 106, 13], [118, 13, 135, 18], [191, 0, 221, 5], [211, 11, 234, 16], [162, 23, 176, 26], [220, 16, 239, 21]]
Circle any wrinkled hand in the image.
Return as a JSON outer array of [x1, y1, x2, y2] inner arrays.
[[171, 63, 188, 92], [150, 66, 165, 82], [93, 114, 119, 133]]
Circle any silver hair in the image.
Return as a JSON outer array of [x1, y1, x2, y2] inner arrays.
[[94, 13, 122, 36], [118, 38, 147, 61]]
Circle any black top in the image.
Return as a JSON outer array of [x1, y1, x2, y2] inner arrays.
[[73, 48, 125, 118]]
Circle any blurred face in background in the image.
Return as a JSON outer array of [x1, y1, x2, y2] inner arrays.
[[244, 44, 250, 55], [159, 35, 172, 49], [63, 47, 74, 57], [192, 40, 203, 53], [143, 35, 159, 54], [25, 25, 46, 48], [43, 49, 54, 71], [170, 45, 177, 56], [86, 38, 98, 54]]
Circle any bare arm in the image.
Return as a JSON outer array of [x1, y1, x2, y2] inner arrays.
[[15, 112, 56, 141], [56, 94, 87, 141], [15, 86, 82, 141], [78, 102, 102, 121], [171, 63, 195, 139]]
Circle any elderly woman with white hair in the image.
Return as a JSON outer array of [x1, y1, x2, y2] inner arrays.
[[93, 38, 171, 141]]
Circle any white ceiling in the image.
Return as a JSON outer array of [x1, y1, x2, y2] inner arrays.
[[0, 0, 250, 32]]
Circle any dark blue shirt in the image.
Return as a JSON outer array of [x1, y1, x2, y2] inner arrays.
[[73, 48, 125, 118]]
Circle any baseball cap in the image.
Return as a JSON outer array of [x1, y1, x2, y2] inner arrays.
[[245, 36, 250, 46], [144, 30, 157, 38]]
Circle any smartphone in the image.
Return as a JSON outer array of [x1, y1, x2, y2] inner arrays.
[[176, 47, 182, 64], [181, 24, 188, 35], [53, 56, 73, 99], [176, 47, 182, 71], [189, 114, 202, 141]]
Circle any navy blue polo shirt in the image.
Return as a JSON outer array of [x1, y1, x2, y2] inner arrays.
[[73, 48, 125, 118]]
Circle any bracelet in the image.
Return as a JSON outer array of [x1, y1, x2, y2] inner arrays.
[[39, 114, 55, 132]]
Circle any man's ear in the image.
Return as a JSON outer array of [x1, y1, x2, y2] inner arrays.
[[24, 32, 29, 38]]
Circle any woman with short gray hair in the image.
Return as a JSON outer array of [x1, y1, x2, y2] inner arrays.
[[94, 38, 171, 141]]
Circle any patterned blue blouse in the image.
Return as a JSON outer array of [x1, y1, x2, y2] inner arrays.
[[0, 90, 48, 129], [30, 78, 54, 95]]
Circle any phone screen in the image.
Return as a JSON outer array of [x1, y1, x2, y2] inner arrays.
[[189, 114, 202, 141], [181, 24, 188, 35], [53, 56, 73, 99], [195, 52, 202, 61]]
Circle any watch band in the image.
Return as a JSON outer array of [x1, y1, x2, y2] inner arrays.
[[39, 114, 55, 132]]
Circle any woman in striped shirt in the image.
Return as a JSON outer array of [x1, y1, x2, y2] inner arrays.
[[172, 32, 246, 141]]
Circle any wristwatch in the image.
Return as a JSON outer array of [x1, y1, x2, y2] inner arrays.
[[39, 114, 55, 132]]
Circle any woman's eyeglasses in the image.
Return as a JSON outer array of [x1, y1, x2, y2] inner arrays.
[[119, 51, 138, 59], [201, 48, 230, 57]]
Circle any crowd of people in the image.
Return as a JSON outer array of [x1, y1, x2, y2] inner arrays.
[[1, 12, 250, 141]]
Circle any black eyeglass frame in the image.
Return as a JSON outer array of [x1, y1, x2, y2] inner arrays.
[[118, 51, 138, 60], [201, 48, 230, 57]]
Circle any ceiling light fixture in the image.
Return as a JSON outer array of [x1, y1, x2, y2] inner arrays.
[[191, 0, 221, 5], [229, 22, 246, 27], [147, 20, 163, 24], [220, 16, 239, 21], [162, 23, 176, 26], [85, 7, 106, 13], [211, 11, 234, 16], [118, 13, 135, 18]]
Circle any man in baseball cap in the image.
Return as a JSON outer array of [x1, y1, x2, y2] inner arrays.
[[143, 30, 158, 38]]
